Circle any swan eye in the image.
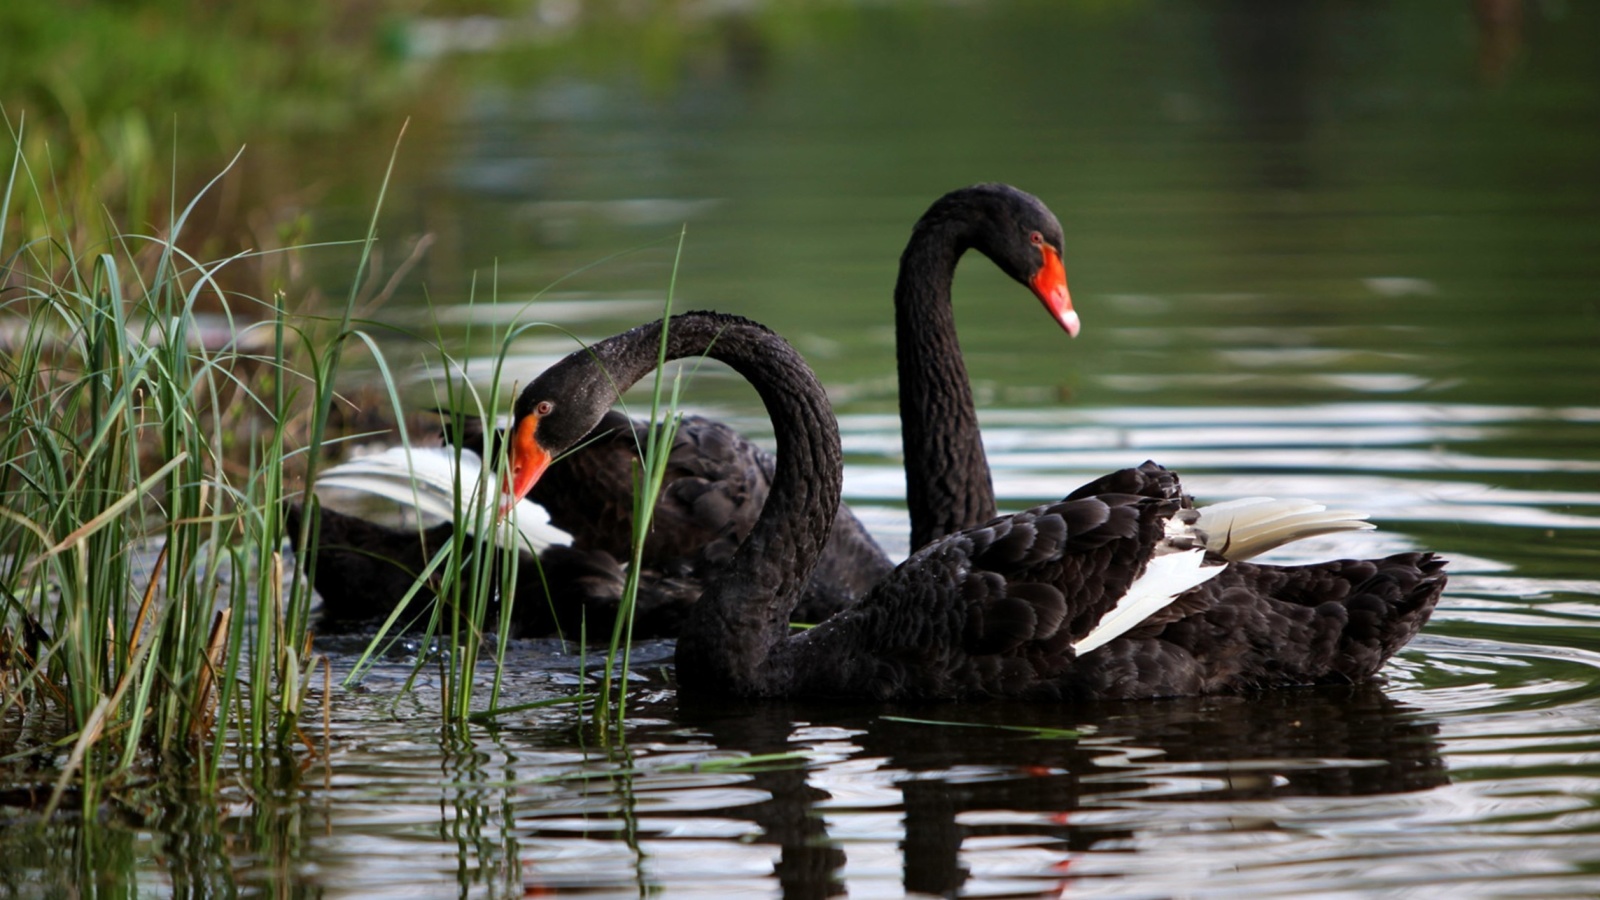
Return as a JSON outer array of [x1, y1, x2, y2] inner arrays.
[[1029, 231, 1044, 247], [535, 400, 554, 416]]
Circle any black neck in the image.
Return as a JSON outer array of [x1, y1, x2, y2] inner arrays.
[[583, 312, 842, 692], [895, 214, 997, 550]]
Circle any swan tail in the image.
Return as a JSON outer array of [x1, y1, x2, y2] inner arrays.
[[1195, 497, 1373, 562]]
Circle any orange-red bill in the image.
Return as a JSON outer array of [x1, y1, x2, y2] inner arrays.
[[501, 414, 552, 518], [1029, 244, 1078, 337]]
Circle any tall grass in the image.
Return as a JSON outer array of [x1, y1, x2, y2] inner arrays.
[[329, 314, 529, 724], [340, 231, 695, 730], [0, 120, 390, 809], [0, 111, 699, 862], [596, 227, 690, 720]]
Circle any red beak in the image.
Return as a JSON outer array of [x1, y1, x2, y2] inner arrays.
[[501, 414, 552, 518], [1030, 244, 1079, 338]]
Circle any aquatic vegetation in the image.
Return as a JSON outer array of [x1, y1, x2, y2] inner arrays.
[[0, 121, 413, 810], [0, 109, 706, 824]]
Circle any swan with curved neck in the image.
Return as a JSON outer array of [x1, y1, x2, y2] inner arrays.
[[506, 184, 1080, 549], [508, 311, 1447, 700]]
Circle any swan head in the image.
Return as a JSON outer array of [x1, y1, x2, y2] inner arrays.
[[504, 341, 627, 512], [504, 401, 555, 512], [1026, 234, 1077, 338], [935, 183, 1079, 338]]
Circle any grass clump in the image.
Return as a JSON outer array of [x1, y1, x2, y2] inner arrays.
[[0, 102, 699, 826], [340, 234, 696, 730], [0, 120, 386, 813]]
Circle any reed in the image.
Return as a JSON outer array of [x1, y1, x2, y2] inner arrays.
[[0, 119, 387, 808], [0, 122, 702, 788], [597, 226, 692, 721], [351, 231, 696, 730], [326, 269, 541, 724], [371, 311, 527, 725]]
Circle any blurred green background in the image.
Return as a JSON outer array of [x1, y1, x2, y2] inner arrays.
[[4, 0, 1596, 412]]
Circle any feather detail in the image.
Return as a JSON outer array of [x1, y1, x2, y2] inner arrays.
[[313, 446, 572, 552], [1194, 497, 1372, 562], [1072, 549, 1227, 655]]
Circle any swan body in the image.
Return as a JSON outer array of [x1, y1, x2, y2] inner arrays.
[[508, 311, 1447, 702]]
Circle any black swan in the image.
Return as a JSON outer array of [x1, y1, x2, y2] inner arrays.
[[298, 183, 1083, 635], [506, 310, 1447, 700]]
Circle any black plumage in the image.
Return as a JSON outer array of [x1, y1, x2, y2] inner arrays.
[[511, 311, 1448, 702]]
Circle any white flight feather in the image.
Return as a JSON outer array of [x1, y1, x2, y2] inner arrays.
[[1194, 497, 1372, 561], [1071, 549, 1226, 656], [314, 446, 572, 552]]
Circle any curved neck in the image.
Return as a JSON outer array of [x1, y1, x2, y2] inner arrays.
[[584, 313, 841, 692], [895, 217, 996, 550]]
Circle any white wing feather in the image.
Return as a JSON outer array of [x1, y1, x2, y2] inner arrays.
[[1069, 492, 1372, 656], [1195, 497, 1372, 562], [314, 446, 572, 552], [1072, 549, 1226, 656]]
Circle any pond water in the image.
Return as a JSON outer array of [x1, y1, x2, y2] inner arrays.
[[9, 1, 1600, 896]]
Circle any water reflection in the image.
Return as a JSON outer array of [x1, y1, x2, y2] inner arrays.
[[0, 757, 330, 897], [494, 684, 1449, 897]]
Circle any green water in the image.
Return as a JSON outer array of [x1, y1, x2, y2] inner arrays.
[[6, 1, 1600, 896]]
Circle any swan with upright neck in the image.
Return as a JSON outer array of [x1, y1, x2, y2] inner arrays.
[[507, 311, 1447, 700]]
